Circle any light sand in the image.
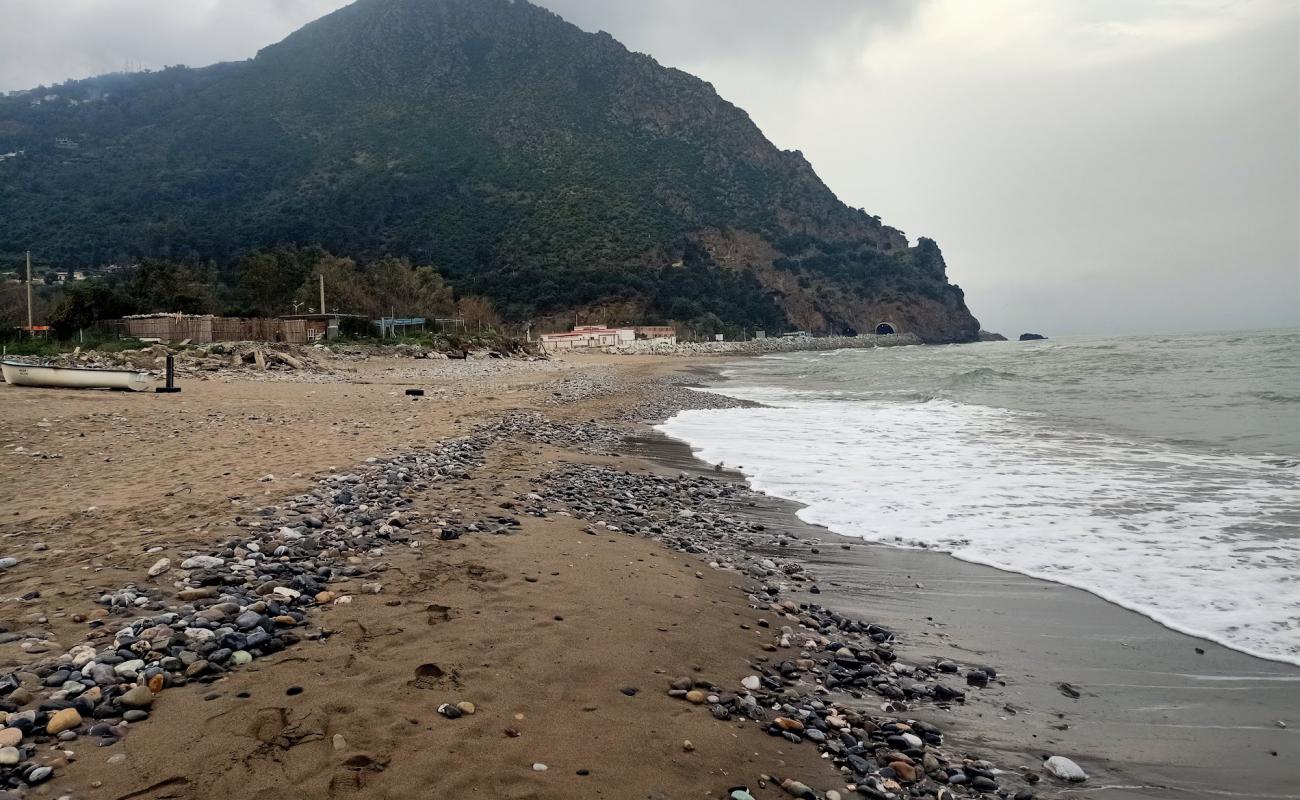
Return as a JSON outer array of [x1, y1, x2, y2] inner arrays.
[[0, 354, 829, 799]]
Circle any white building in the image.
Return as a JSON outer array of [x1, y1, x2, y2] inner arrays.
[[540, 325, 636, 352]]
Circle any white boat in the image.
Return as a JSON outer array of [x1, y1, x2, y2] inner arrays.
[[1, 361, 152, 391]]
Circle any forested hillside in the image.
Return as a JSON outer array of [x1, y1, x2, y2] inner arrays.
[[0, 0, 980, 341]]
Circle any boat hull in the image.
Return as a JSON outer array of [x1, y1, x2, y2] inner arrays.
[[1, 361, 152, 391]]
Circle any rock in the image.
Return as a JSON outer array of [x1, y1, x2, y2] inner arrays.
[[1019, 333, 1048, 341], [180, 555, 224, 570], [333, 734, 347, 751], [685, 690, 707, 704], [0, 747, 17, 766], [780, 779, 812, 797], [532, 763, 547, 772], [0, 728, 21, 748], [437, 704, 462, 720], [119, 685, 155, 709], [682, 739, 694, 752], [890, 761, 919, 783], [740, 675, 761, 691], [1044, 755, 1088, 782], [456, 701, 476, 715], [773, 717, 804, 732], [123, 710, 149, 722], [113, 659, 145, 678], [26, 765, 52, 784], [147, 557, 170, 577], [46, 708, 82, 735]]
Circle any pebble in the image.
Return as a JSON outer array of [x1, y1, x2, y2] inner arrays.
[[1044, 755, 1088, 782], [333, 734, 347, 751], [456, 701, 476, 715], [438, 704, 462, 720], [179, 555, 224, 570], [532, 762, 547, 772], [147, 558, 171, 577], [119, 685, 155, 709], [0, 748, 17, 766], [45, 708, 82, 735], [26, 766, 52, 784]]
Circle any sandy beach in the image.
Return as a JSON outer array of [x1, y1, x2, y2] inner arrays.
[[0, 351, 1293, 799]]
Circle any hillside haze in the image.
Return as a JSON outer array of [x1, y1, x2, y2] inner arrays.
[[0, 0, 981, 341]]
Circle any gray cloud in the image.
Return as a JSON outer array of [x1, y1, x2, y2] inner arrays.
[[1, 0, 1295, 335]]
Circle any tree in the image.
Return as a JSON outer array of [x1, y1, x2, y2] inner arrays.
[[456, 295, 499, 331], [126, 260, 218, 314], [230, 246, 322, 317], [367, 258, 455, 319], [47, 282, 132, 337]]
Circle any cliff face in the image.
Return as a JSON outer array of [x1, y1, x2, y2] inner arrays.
[[0, 0, 981, 341]]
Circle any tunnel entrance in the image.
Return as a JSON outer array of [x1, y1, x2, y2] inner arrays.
[[874, 322, 897, 335]]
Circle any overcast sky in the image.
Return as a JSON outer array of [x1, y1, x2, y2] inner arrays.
[[1, 0, 1296, 336]]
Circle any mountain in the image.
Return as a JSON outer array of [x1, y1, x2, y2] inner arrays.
[[0, 0, 981, 341]]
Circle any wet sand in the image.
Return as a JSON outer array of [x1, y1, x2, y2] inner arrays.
[[630, 432, 1300, 800]]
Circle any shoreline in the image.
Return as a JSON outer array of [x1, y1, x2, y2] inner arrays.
[[629, 431, 1300, 800], [638, 364, 1300, 800], [0, 352, 1290, 798]]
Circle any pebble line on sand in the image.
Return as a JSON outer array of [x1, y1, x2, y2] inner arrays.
[[0, 412, 583, 793], [518, 463, 1055, 799], [0, 377, 1082, 798]]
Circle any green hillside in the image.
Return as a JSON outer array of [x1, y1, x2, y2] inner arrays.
[[0, 0, 980, 341]]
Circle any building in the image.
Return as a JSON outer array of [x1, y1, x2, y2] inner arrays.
[[633, 326, 676, 339], [540, 325, 636, 352], [279, 313, 364, 341]]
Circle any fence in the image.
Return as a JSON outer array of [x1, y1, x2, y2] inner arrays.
[[107, 316, 309, 344]]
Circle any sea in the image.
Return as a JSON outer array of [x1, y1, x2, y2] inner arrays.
[[657, 330, 1300, 666]]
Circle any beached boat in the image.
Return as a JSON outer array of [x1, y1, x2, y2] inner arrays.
[[0, 361, 152, 391]]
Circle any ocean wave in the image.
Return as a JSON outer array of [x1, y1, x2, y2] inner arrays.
[[1247, 390, 1300, 404], [658, 400, 1300, 666], [942, 367, 1018, 387]]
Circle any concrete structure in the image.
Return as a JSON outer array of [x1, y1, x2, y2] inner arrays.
[[633, 326, 676, 339], [281, 313, 361, 341], [540, 325, 635, 352]]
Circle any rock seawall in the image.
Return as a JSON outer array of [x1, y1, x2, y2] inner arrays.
[[608, 333, 921, 356]]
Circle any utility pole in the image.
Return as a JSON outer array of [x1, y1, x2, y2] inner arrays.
[[319, 274, 326, 320], [25, 251, 32, 331]]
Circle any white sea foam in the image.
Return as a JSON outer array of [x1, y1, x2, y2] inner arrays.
[[658, 388, 1300, 666]]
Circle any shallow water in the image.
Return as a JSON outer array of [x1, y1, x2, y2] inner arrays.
[[657, 330, 1300, 666]]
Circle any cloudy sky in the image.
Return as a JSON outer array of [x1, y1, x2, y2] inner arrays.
[[1, 0, 1296, 336]]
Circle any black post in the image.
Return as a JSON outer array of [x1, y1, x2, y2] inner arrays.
[[155, 354, 181, 393]]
